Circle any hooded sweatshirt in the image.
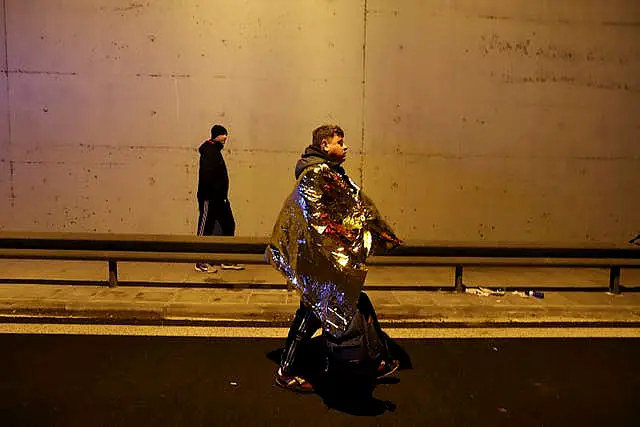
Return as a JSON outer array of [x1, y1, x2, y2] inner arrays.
[[197, 141, 229, 202], [295, 145, 346, 180]]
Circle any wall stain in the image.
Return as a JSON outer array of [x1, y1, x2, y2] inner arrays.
[[112, 41, 129, 50], [8, 69, 77, 76], [135, 73, 190, 78], [480, 33, 633, 65], [77, 143, 303, 155], [113, 2, 148, 12], [8, 160, 15, 207], [476, 15, 637, 28], [478, 15, 512, 21], [501, 72, 637, 93], [602, 21, 640, 27]]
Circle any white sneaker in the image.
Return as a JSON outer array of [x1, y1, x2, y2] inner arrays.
[[220, 263, 244, 270]]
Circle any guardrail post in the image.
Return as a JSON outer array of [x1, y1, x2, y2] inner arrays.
[[455, 265, 464, 292], [609, 266, 621, 294], [108, 260, 118, 287]]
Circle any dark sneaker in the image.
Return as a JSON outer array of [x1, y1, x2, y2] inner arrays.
[[221, 263, 244, 270], [376, 359, 400, 379], [194, 263, 216, 273], [274, 368, 314, 393]]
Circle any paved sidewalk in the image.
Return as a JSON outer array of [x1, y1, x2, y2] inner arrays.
[[0, 260, 639, 326], [1, 285, 639, 326]]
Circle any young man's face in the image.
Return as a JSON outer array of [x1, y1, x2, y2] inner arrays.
[[322, 134, 347, 163], [213, 134, 228, 146]]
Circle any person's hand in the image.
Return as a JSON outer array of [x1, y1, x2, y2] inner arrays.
[[380, 232, 402, 248]]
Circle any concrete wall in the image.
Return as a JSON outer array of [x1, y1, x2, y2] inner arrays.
[[1, 0, 11, 227], [364, 0, 640, 242], [0, 0, 638, 242]]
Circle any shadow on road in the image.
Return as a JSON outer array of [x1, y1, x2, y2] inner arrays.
[[267, 334, 411, 416]]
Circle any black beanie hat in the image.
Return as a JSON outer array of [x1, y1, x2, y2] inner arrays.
[[210, 124, 228, 140]]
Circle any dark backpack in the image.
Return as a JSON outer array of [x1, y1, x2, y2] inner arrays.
[[324, 293, 388, 376]]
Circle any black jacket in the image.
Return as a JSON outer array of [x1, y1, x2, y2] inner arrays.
[[197, 141, 229, 202]]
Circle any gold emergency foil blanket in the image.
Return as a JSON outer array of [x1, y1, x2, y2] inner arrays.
[[265, 163, 396, 338]]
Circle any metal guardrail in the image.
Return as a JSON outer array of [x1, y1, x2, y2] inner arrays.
[[0, 232, 639, 293]]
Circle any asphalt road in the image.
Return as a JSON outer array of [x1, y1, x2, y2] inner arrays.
[[0, 332, 638, 427]]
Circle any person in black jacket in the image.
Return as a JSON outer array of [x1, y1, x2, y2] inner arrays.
[[195, 124, 243, 272]]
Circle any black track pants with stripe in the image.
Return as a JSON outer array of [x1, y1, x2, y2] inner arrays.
[[196, 199, 236, 237], [280, 301, 321, 375]]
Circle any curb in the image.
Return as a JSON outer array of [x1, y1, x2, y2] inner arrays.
[[2, 308, 640, 329]]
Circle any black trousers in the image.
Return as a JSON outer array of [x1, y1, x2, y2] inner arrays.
[[281, 301, 321, 375], [197, 199, 236, 237]]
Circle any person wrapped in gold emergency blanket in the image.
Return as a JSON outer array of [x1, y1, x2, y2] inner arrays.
[[266, 124, 401, 392]]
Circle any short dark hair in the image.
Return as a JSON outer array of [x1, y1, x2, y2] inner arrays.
[[312, 124, 344, 148], [210, 124, 228, 140]]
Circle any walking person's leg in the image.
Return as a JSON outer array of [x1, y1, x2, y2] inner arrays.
[[196, 200, 208, 236], [217, 200, 243, 270], [275, 300, 321, 392], [195, 200, 217, 272], [217, 200, 236, 236]]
